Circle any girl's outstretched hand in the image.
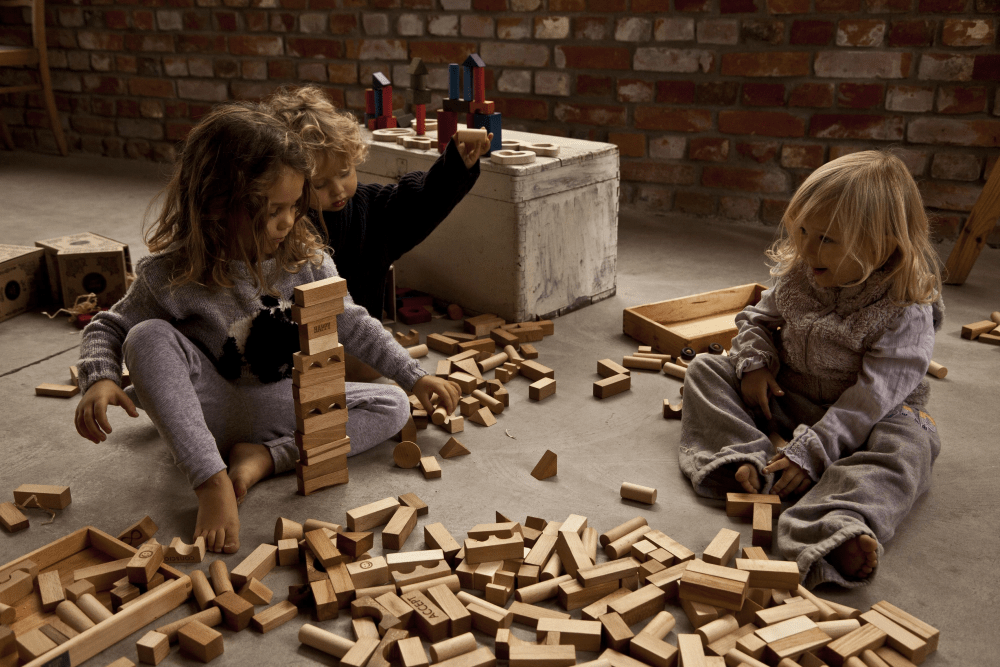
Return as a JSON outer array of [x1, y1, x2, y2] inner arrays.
[[457, 133, 494, 169], [412, 375, 462, 415], [75, 379, 139, 443], [763, 453, 812, 497], [740, 367, 784, 420]]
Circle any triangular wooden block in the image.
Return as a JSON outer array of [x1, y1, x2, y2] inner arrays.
[[453, 357, 483, 381], [439, 437, 470, 459], [468, 406, 496, 427], [531, 450, 557, 480]]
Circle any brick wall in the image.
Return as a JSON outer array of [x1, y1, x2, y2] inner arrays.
[[1, 0, 998, 237]]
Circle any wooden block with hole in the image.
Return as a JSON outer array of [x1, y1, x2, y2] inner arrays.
[[529, 377, 556, 401], [465, 534, 524, 564], [663, 399, 682, 419], [594, 373, 630, 399], [178, 620, 224, 663], [531, 450, 558, 480]]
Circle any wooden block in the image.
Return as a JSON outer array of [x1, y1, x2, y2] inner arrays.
[[311, 579, 339, 621], [333, 532, 372, 560], [607, 584, 666, 626], [73, 557, 130, 592], [420, 456, 443, 478], [622, 355, 663, 371], [756, 599, 821, 626], [520, 360, 554, 381], [752, 504, 773, 548], [346, 556, 389, 589], [250, 600, 297, 633], [424, 523, 463, 562], [458, 338, 496, 359], [439, 437, 470, 458], [347, 497, 400, 532], [14, 484, 72, 509], [702, 528, 741, 566], [294, 276, 347, 307], [454, 356, 485, 382], [339, 635, 381, 667], [154, 607, 223, 644], [38, 623, 71, 647], [727, 493, 782, 518], [304, 529, 343, 569], [558, 578, 619, 611], [449, 371, 479, 394], [387, 550, 445, 573], [978, 331, 1000, 345], [238, 577, 273, 605], [679, 559, 749, 612], [597, 359, 631, 378], [115, 515, 158, 547], [822, 624, 887, 666], [400, 590, 449, 642], [380, 506, 418, 551], [35, 569, 65, 612], [961, 319, 995, 339], [859, 610, 929, 663], [519, 343, 539, 358], [529, 377, 557, 401], [537, 618, 603, 651], [213, 590, 255, 631], [620, 482, 657, 505], [468, 406, 497, 426], [507, 600, 569, 628], [594, 373, 631, 399], [35, 382, 81, 397], [178, 620, 224, 663], [508, 644, 575, 666], [465, 313, 505, 336], [555, 530, 592, 577], [577, 557, 640, 588], [61, 579, 96, 605], [767, 627, 835, 663], [531, 450, 558, 480], [15, 627, 58, 662], [426, 584, 473, 636], [271, 538, 297, 568], [733, 559, 799, 589], [465, 534, 524, 564], [870, 601, 939, 653], [124, 541, 164, 587], [0, 502, 28, 533], [874, 646, 921, 667], [677, 634, 706, 667], [630, 633, 679, 667], [661, 362, 687, 380], [396, 636, 430, 667], [136, 630, 169, 665], [643, 530, 696, 564]]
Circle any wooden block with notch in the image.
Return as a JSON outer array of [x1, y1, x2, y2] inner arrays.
[[383, 506, 418, 550], [663, 399, 683, 419], [395, 329, 420, 347], [164, 537, 207, 564], [529, 377, 556, 401], [594, 373, 631, 399], [347, 497, 401, 532], [178, 620, 224, 663], [14, 484, 72, 509], [531, 450, 558, 480]]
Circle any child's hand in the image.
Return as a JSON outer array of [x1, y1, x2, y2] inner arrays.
[[74, 379, 139, 444], [740, 368, 784, 420], [763, 453, 812, 497], [457, 133, 494, 169], [412, 375, 462, 415]]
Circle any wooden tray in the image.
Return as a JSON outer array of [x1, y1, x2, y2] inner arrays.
[[0, 526, 192, 667], [623, 283, 768, 356]]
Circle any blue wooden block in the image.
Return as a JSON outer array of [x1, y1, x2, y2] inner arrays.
[[373, 92, 383, 117], [448, 64, 460, 100], [472, 112, 502, 155], [462, 66, 473, 102]]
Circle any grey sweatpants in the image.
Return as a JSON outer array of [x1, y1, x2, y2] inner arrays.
[[122, 319, 410, 489], [678, 354, 941, 588]]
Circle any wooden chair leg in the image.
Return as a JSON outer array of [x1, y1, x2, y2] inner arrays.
[[37, 56, 68, 156], [944, 162, 1000, 285], [0, 118, 14, 150]]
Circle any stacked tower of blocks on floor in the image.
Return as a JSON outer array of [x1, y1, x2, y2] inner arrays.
[[364, 72, 396, 131], [437, 54, 502, 155], [291, 277, 351, 495]]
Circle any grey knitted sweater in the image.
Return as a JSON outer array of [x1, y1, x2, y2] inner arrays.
[[77, 251, 425, 394]]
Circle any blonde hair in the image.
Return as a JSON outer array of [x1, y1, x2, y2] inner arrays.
[[767, 150, 942, 306], [264, 85, 368, 170], [144, 102, 326, 296]]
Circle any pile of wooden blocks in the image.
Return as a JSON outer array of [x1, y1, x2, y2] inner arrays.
[[960, 310, 1000, 346], [256, 492, 940, 667], [0, 484, 71, 533], [291, 277, 352, 496]]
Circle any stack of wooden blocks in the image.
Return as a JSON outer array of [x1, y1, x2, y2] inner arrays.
[[291, 277, 351, 496]]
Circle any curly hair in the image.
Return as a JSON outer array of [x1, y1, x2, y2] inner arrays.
[[767, 150, 942, 306], [264, 85, 368, 169], [144, 101, 326, 296]]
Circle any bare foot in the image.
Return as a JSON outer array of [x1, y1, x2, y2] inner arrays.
[[828, 534, 879, 580], [194, 470, 240, 554], [228, 442, 275, 506], [735, 463, 761, 493]]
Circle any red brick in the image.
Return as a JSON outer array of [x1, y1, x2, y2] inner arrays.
[[554, 102, 627, 126], [702, 166, 789, 193], [165, 121, 197, 143], [133, 11, 154, 31], [742, 83, 785, 107], [616, 79, 654, 103], [887, 19, 935, 47], [766, 0, 808, 11], [864, 0, 911, 11], [630, 185, 672, 210], [633, 0, 671, 9], [330, 14, 357, 34], [741, 20, 785, 44], [129, 77, 175, 98], [917, 0, 967, 10], [719, 0, 758, 12], [937, 86, 988, 114], [761, 198, 789, 224], [634, 107, 712, 131], [125, 35, 175, 53], [404, 0, 433, 7], [328, 63, 357, 84], [836, 19, 885, 47], [229, 35, 284, 56], [696, 81, 738, 105], [116, 100, 141, 118], [82, 75, 125, 95], [103, 10, 129, 28], [621, 162, 698, 184], [370, 0, 400, 6], [780, 144, 824, 169], [556, 45, 631, 70], [71, 117, 116, 135], [721, 52, 811, 77], [268, 60, 296, 80], [972, 56, 1000, 82], [810, 114, 904, 140], [607, 132, 645, 157], [474, 0, 506, 8], [177, 35, 227, 53], [719, 110, 805, 138], [246, 11, 267, 31], [929, 212, 963, 241], [816, 52, 911, 79], [919, 181, 983, 211], [790, 20, 835, 45], [589, 0, 625, 9], [183, 11, 209, 30], [918, 54, 973, 82], [576, 74, 614, 96], [551, 0, 585, 7], [410, 41, 478, 64], [885, 85, 934, 112], [789, 84, 834, 110], [838, 83, 884, 109], [931, 153, 982, 181], [720, 196, 760, 220], [689, 137, 729, 161], [908, 118, 1000, 147], [494, 97, 549, 121], [77, 31, 125, 51], [344, 39, 406, 60], [165, 101, 188, 118], [736, 141, 779, 163], [655, 80, 695, 104], [674, 191, 716, 215], [574, 17, 610, 40]]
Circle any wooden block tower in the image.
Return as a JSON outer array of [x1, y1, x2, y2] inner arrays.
[[291, 277, 351, 495], [408, 58, 431, 136], [365, 72, 396, 131], [464, 54, 501, 156]]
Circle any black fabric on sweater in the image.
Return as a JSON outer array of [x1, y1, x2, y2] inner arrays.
[[316, 138, 480, 319]]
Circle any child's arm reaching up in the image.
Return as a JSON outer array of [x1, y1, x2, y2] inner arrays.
[[778, 303, 936, 482]]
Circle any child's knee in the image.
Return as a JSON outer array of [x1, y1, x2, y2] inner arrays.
[[123, 319, 176, 361], [383, 386, 411, 432]]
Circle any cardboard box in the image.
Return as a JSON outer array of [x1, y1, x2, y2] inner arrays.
[[35, 232, 132, 309], [623, 283, 768, 356], [0, 244, 47, 324]]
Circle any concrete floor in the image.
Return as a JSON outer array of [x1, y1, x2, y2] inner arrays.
[[1, 151, 997, 665]]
